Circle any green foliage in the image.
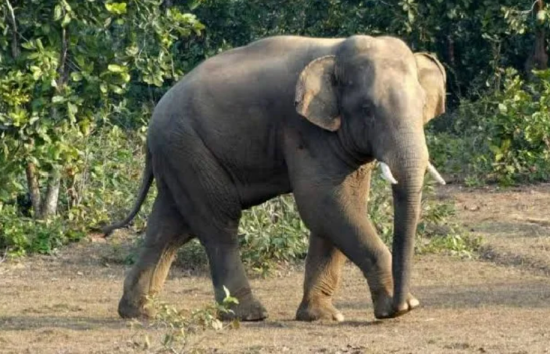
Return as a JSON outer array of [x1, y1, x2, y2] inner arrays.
[[66, 126, 154, 230], [129, 289, 239, 353], [0, 0, 203, 254], [0, 126, 151, 256], [238, 196, 309, 275], [368, 172, 480, 258], [0, 204, 84, 256], [429, 68, 550, 185]]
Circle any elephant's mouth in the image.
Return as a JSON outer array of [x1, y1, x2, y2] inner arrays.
[[379, 161, 446, 185]]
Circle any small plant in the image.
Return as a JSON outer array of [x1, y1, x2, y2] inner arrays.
[[417, 191, 483, 258], [129, 287, 239, 353]]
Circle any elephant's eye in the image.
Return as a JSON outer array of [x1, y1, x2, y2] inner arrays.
[[361, 103, 373, 117]]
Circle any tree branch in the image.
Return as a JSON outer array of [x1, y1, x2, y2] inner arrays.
[[57, 27, 69, 87], [5, 0, 20, 58]]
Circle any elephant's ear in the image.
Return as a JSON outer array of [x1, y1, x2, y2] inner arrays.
[[295, 55, 341, 131], [415, 52, 447, 124]]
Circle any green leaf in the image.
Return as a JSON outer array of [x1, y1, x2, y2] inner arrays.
[[109, 84, 125, 94], [30, 66, 42, 80], [107, 64, 125, 73], [61, 13, 71, 27], [21, 41, 35, 50], [125, 46, 138, 56], [67, 102, 78, 122], [71, 72, 83, 82], [537, 10, 546, 23], [120, 72, 131, 83], [105, 2, 127, 15], [54, 5, 63, 21]]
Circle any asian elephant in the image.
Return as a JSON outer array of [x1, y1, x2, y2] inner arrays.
[[104, 35, 447, 322]]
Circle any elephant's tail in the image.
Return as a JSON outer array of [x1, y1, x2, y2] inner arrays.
[[102, 147, 154, 237]]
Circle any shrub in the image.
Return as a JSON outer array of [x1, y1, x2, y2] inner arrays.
[[0, 204, 84, 256], [238, 196, 309, 275], [429, 68, 550, 186], [0, 125, 152, 257]]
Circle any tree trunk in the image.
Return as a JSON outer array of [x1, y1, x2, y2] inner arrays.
[[36, 25, 69, 219], [25, 162, 41, 217], [446, 35, 455, 67], [526, 0, 548, 73], [40, 170, 61, 218]]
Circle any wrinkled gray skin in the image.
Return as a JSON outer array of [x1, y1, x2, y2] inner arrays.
[[104, 35, 447, 322]]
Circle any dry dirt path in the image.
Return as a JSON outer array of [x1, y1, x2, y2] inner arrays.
[[1, 185, 550, 354]]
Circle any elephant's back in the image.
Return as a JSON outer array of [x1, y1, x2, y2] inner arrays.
[[185, 36, 341, 119], [151, 36, 343, 133]]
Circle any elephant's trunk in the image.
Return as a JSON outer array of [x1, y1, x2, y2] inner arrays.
[[381, 130, 429, 313]]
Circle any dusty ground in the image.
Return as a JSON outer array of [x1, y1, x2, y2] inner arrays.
[[1, 184, 550, 354]]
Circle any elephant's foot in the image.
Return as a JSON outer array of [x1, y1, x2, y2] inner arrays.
[[296, 297, 345, 322], [373, 292, 420, 319], [118, 295, 155, 319], [219, 295, 268, 322]]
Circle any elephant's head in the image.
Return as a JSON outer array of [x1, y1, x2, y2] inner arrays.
[[294, 35, 447, 312]]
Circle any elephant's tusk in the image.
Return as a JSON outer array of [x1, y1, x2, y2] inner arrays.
[[427, 162, 446, 185], [380, 162, 398, 184]]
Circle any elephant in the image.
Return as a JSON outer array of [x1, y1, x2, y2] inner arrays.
[[103, 34, 447, 322]]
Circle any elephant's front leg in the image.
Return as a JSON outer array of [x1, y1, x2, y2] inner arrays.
[[294, 182, 419, 320], [296, 233, 347, 322]]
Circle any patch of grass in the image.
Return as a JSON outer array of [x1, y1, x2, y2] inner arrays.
[[416, 200, 483, 258]]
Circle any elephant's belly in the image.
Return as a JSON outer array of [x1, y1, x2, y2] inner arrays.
[[236, 175, 292, 209]]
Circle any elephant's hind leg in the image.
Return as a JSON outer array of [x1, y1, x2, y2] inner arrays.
[[161, 141, 267, 321], [118, 191, 191, 319], [296, 233, 346, 322]]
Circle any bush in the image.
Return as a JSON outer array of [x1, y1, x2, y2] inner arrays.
[[429, 68, 550, 186], [0, 204, 84, 256], [0, 125, 152, 257], [238, 196, 309, 275]]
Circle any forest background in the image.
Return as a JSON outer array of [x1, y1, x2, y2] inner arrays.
[[1, 0, 549, 271]]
